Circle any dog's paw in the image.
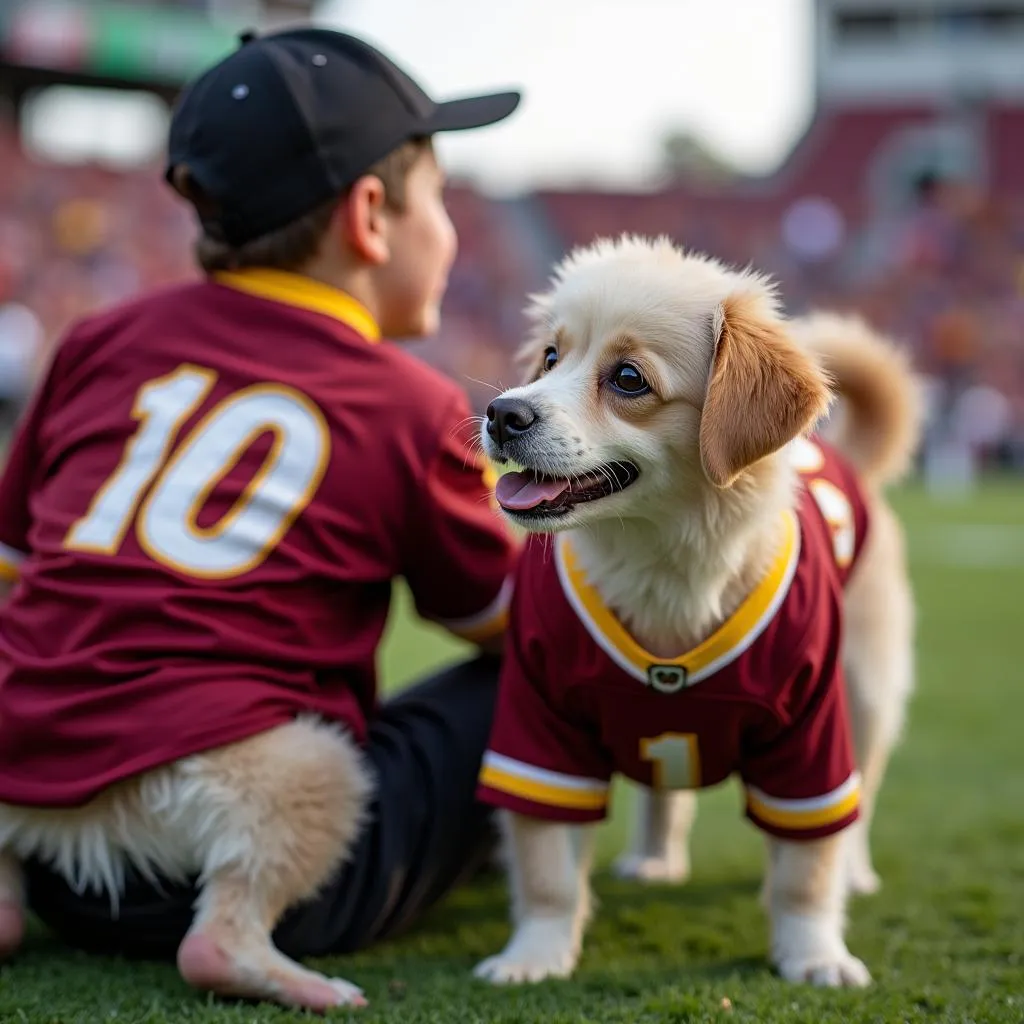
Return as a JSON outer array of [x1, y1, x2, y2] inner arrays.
[[845, 863, 882, 897], [177, 931, 368, 1011], [324, 977, 369, 1005], [612, 852, 689, 885], [472, 918, 579, 985], [771, 911, 871, 989], [776, 950, 872, 988], [473, 951, 575, 985]]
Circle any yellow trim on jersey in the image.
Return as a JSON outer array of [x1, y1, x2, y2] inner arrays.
[[214, 269, 381, 342], [479, 752, 609, 811], [439, 576, 513, 644], [451, 608, 508, 644], [0, 560, 19, 583], [745, 772, 861, 831], [557, 510, 799, 684], [479, 455, 502, 513], [481, 459, 499, 492]]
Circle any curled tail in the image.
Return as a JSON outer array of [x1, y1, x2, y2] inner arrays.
[[791, 312, 924, 488]]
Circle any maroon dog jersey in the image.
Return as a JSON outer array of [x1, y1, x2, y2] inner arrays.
[[0, 269, 516, 807], [478, 437, 869, 841]]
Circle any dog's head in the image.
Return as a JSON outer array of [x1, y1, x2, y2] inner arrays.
[[483, 235, 832, 532]]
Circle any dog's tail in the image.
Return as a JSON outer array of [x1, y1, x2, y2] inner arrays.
[[791, 312, 924, 488]]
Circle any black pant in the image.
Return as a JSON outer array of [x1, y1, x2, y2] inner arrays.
[[24, 655, 502, 960]]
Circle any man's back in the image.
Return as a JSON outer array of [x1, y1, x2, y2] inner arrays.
[[0, 272, 513, 807]]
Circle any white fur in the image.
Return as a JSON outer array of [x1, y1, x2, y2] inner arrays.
[[0, 715, 374, 1008], [473, 812, 594, 984], [0, 715, 370, 910], [612, 789, 695, 883], [768, 837, 870, 987]]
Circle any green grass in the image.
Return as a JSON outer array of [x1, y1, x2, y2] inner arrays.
[[2, 479, 1022, 1022]]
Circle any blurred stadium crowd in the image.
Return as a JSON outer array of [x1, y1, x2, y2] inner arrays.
[[0, 112, 1021, 471]]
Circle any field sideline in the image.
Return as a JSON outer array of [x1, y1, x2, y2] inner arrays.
[[0, 479, 1021, 1023]]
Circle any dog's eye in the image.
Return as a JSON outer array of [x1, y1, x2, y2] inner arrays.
[[610, 363, 649, 395], [542, 347, 558, 373]]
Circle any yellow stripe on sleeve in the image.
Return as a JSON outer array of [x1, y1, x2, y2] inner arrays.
[[450, 606, 509, 644], [479, 754, 609, 812], [746, 774, 861, 831], [438, 576, 512, 643]]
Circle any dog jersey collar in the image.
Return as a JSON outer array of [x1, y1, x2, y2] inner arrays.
[[213, 268, 381, 342], [554, 510, 801, 688]]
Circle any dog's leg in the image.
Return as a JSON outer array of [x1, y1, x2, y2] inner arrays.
[[0, 851, 24, 959], [474, 811, 594, 984], [612, 788, 696, 884], [842, 503, 915, 896], [767, 833, 870, 987], [174, 717, 373, 1012]]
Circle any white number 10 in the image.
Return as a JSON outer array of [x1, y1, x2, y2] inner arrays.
[[65, 364, 330, 579]]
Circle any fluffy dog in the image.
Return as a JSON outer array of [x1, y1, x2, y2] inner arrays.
[[0, 719, 372, 1007], [473, 236, 920, 987]]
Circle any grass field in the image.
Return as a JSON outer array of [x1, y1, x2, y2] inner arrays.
[[1, 479, 1022, 1023]]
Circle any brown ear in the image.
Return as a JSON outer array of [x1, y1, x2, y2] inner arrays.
[[699, 292, 832, 488]]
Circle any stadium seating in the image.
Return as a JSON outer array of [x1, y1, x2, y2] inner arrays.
[[0, 112, 1020, 462]]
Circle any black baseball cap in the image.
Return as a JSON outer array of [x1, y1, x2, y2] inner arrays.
[[166, 27, 521, 247]]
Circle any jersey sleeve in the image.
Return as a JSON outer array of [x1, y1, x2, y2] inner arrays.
[[403, 390, 518, 644], [0, 361, 54, 581], [476, 550, 614, 823], [739, 588, 860, 842]]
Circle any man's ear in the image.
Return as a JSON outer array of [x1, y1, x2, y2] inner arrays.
[[339, 175, 389, 265], [699, 291, 833, 488]]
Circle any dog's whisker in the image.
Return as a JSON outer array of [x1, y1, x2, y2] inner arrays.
[[463, 376, 504, 395]]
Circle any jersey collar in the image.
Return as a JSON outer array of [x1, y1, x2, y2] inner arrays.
[[213, 268, 381, 342], [555, 510, 801, 688]]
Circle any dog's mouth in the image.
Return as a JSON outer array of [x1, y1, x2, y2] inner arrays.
[[494, 461, 640, 518]]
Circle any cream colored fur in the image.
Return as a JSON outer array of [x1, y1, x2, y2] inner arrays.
[[474, 236, 920, 989], [0, 715, 374, 1009]]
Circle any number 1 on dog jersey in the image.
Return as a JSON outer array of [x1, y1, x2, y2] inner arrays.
[[640, 733, 701, 789]]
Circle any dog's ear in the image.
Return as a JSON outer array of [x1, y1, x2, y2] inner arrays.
[[699, 291, 833, 488]]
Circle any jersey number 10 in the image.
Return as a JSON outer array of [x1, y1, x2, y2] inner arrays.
[[64, 364, 330, 579]]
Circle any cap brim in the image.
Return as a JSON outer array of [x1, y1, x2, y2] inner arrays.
[[426, 91, 521, 132]]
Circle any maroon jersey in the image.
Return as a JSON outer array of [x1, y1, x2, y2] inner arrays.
[[0, 268, 516, 807], [477, 437, 868, 841]]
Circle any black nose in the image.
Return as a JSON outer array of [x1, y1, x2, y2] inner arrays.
[[486, 397, 538, 447]]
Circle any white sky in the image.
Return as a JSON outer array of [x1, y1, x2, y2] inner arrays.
[[318, 0, 816, 192]]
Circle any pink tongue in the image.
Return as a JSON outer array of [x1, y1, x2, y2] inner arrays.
[[495, 471, 570, 511]]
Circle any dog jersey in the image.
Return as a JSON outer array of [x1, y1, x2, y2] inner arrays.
[[477, 437, 869, 841], [0, 269, 516, 808]]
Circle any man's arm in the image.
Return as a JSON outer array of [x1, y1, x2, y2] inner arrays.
[[403, 393, 519, 650]]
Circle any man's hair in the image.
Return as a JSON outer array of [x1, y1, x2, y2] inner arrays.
[[171, 137, 432, 274]]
